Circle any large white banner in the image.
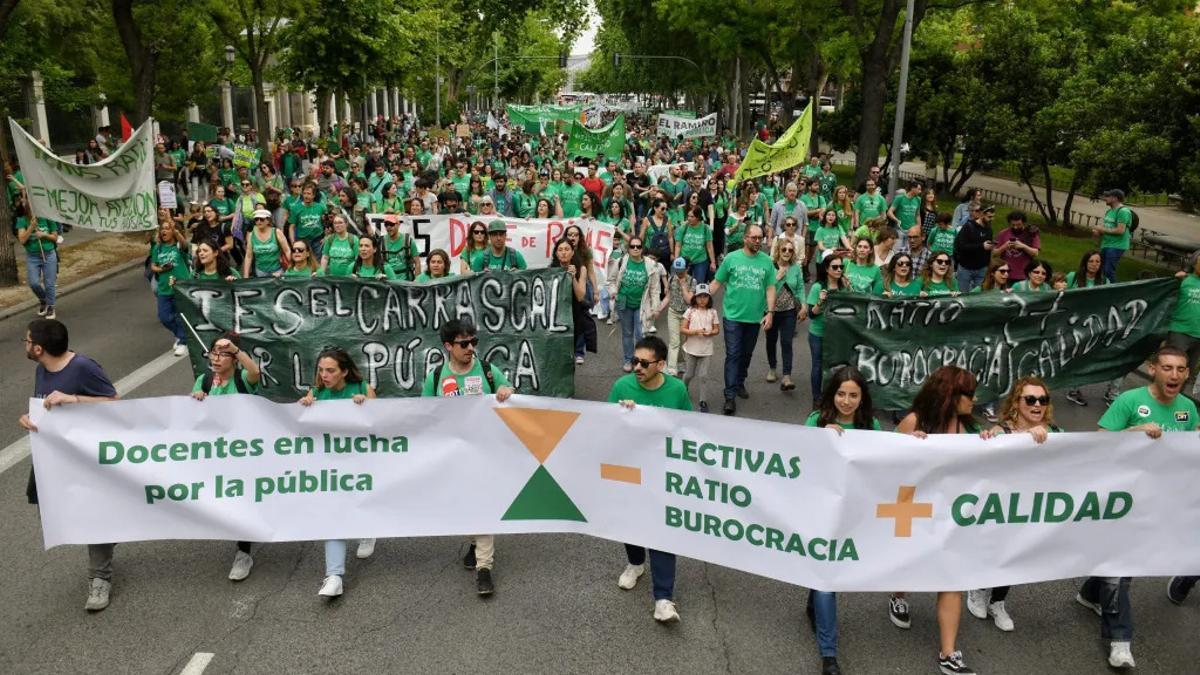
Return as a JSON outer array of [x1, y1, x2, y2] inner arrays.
[[366, 213, 615, 274], [8, 117, 157, 231], [657, 112, 718, 139], [29, 395, 1200, 591]]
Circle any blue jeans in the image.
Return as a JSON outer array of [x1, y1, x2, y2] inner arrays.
[[156, 294, 187, 342], [955, 265, 986, 294], [624, 544, 677, 600], [1101, 247, 1124, 284], [722, 319, 761, 399], [324, 539, 346, 576], [765, 310, 797, 375], [1079, 576, 1133, 641], [808, 333, 823, 402], [619, 306, 642, 364], [688, 260, 710, 284], [26, 249, 58, 307], [808, 590, 839, 657], [575, 330, 586, 358]]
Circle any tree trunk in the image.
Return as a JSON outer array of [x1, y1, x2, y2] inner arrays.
[[0, 119, 18, 286], [1062, 170, 1087, 231], [807, 65, 829, 156], [112, 0, 155, 126], [855, 56, 890, 183], [1018, 160, 1052, 225], [251, 69, 271, 158], [1040, 159, 1058, 226]]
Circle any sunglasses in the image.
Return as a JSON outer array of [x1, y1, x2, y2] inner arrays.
[[894, 261, 911, 267], [628, 244, 643, 250], [472, 229, 486, 235], [631, 357, 660, 370], [1022, 395, 1050, 406], [450, 337, 479, 348], [781, 247, 794, 252], [934, 258, 950, 265], [293, 248, 308, 254], [829, 264, 844, 270], [997, 268, 1010, 274], [241, 182, 251, 187]]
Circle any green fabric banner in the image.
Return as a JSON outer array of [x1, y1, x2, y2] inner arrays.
[[822, 278, 1180, 408], [507, 104, 582, 134], [566, 115, 626, 159], [186, 121, 219, 143], [729, 101, 813, 186], [173, 270, 576, 401]]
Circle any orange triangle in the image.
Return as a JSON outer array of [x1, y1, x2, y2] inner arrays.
[[493, 408, 580, 464]]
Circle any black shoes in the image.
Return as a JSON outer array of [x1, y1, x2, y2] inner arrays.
[[476, 568, 494, 596], [723, 398, 736, 415], [736, 385, 749, 399], [463, 543, 476, 570], [821, 656, 842, 675]]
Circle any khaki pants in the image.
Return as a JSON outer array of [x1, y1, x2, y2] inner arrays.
[[667, 310, 684, 373], [474, 535, 495, 570]]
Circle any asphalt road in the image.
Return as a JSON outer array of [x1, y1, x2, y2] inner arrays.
[[1, 267, 1198, 675]]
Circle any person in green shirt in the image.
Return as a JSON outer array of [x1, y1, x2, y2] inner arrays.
[[288, 184, 329, 257], [415, 249, 455, 282], [558, 172, 586, 218], [1066, 250, 1106, 289], [816, 162, 839, 202], [193, 241, 239, 281], [472, 219, 528, 272], [298, 346, 377, 599], [459, 221, 490, 274], [800, 179, 828, 265], [673, 205, 716, 282], [606, 334, 690, 624], [378, 182, 405, 214], [284, 240, 323, 278], [920, 252, 959, 296], [242, 209, 292, 279], [814, 208, 851, 257], [320, 214, 359, 276], [1092, 189, 1133, 283], [845, 238, 884, 294], [513, 180, 539, 219], [1086, 346, 1197, 670], [380, 219, 421, 280], [190, 332, 262, 582], [12, 192, 60, 318], [1010, 259, 1051, 292], [803, 155, 823, 180], [888, 181, 922, 250], [927, 212, 958, 256], [1167, 255, 1200, 397], [806, 251, 853, 405], [805, 366, 882, 432], [209, 184, 236, 228], [351, 236, 398, 279], [150, 220, 192, 355], [853, 180, 887, 225], [883, 253, 921, 297], [421, 319, 513, 597], [710, 224, 777, 415], [724, 198, 752, 253]]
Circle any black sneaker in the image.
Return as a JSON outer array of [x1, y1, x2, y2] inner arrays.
[[937, 650, 975, 675], [1168, 576, 1197, 605], [737, 385, 750, 399], [889, 596, 911, 629], [462, 543, 476, 570], [723, 398, 736, 415], [699, 400, 709, 413], [1065, 389, 1087, 407], [821, 656, 842, 675], [476, 568, 494, 596]]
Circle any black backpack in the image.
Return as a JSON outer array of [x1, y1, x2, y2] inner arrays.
[[434, 357, 497, 394], [1124, 206, 1139, 233], [647, 222, 670, 255], [201, 369, 250, 394]]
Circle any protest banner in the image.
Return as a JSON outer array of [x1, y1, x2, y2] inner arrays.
[[186, 121, 219, 143], [28, 394, 1200, 592], [173, 270, 574, 401], [157, 181, 177, 210], [233, 144, 261, 169], [566, 116, 626, 159], [823, 278, 1179, 408], [656, 112, 718, 139], [364, 213, 615, 274], [729, 101, 813, 186], [661, 109, 697, 119], [8, 117, 156, 231], [455, 124, 472, 138]]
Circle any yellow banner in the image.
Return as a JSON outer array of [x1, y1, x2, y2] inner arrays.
[[729, 101, 813, 186]]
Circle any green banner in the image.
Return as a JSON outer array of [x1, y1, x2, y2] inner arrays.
[[823, 278, 1180, 408], [566, 115, 625, 159], [173, 270, 576, 401], [187, 121, 219, 143], [729, 101, 813, 186], [507, 104, 582, 134]]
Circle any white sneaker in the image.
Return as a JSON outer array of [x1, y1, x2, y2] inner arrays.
[[966, 589, 989, 619], [646, 326, 657, 334], [84, 578, 111, 611], [228, 550, 254, 581], [617, 563, 645, 590], [1108, 641, 1135, 669], [173, 341, 188, 357], [318, 575, 343, 597], [988, 601, 1014, 631], [356, 538, 376, 559], [653, 598, 680, 623]]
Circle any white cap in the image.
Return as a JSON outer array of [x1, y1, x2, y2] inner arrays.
[[252, 209, 272, 220]]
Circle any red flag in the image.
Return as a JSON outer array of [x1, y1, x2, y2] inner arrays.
[[120, 113, 133, 142]]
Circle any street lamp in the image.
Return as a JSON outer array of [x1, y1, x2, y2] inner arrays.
[[223, 45, 236, 135]]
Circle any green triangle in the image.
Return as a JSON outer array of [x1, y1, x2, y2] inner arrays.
[[502, 465, 587, 522]]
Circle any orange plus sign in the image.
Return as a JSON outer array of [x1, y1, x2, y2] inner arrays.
[[876, 485, 933, 537]]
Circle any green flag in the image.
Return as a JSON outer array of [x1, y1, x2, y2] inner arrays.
[[186, 121, 218, 143], [729, 101, 813, 186], [822, 278, 1179, 409], [566, 115, 625, 160]]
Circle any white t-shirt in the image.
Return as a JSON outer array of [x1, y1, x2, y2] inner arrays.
[[682, 307, 720, 357]]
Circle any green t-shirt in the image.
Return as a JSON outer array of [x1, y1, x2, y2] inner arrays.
[[513, 192, 538, 219], [460, 246, 488, 271], [928, 226, 957, 255], [1101, 206, 1133, 251], [814, 225, 845, 252], [415, 271, 455, 283], [284, 267, 323, 278], [804, 411, 882, 430], [1099, 386, 1198, 432], [725, 214, 747, 249], [249, 229, 282, 274], [558, 183, 586, 217], [151, 241, 190, 296], [677, 222, 712, 264], [800, 193, 827, 223], [1169, 273, 1200, 336], [354, 263, 398, 280], [887, 278, 922, 297], [323, 233, 358, 276], [854, 193, 887, 221], [891, 193, 921, 230], [1064, 271, 1104, 288], [195, 268, 241, 281], [617, 257, 648, 309], [289, 201, 328, 241], [817, 172, 839, 201], [606, 373, 692, 411], [1011, 280, 1050, 292], [845, 261, 884, 295], [421, 357, 510, 397], [14, 217, 58, 255], [314, 380, 369, 401], [191, 370, 260, 396], [714, 249, 775, 323], [383, 233, 419, 280], [806, 283, 830, 337], [923, 278, 955, 296], [471, 247, 528, 272], [210, 197, 235, 218]]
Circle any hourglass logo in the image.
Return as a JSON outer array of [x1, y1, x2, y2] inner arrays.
[[494, 407, 587, 522]]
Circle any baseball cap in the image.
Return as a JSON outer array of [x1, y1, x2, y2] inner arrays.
[[672, 256, 687, 271], [694, 283, 711, 297], [486, 219, 507, 234], [252, 208, 272, 220], [1103, 188, 1125, 200]]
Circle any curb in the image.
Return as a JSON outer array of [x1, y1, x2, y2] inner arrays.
[[0, 257, 144, 323]]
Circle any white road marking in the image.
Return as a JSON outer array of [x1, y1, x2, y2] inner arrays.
[[0, 349, 181, 476], [180, 652, 214, 675]]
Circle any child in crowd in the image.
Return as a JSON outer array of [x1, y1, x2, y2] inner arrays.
[[679, 284, 720, 412], [1051, 271, 1068, 291]]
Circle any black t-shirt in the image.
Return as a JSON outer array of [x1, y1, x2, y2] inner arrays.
[[28, 354, 116, 503]]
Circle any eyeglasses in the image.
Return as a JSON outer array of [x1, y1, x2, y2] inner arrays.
[[209, 351, 237, 359], [996, 268, 1010, 274], [293, 248, 307, 254], [781, 247, 794, 252], [829, 264, 844, 270], [631, 357, 660, 370], [628, 244, 644, 250], [1022, 395, 1050, 406], [934, 258, 950, 266], [1030, 269, 1047, 275], [450, 337, 479, 348], [785, 221, 797, 227], [894, 261, 911, 267]]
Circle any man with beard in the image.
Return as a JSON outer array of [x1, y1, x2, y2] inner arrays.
[[707, 224, 776, 415]]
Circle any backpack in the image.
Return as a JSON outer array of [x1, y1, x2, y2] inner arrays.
[[647, 222, 670, 255], [434, 357, 497, 394], [1123, 206, 1139, 233], [201, 369, 250, 394]]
